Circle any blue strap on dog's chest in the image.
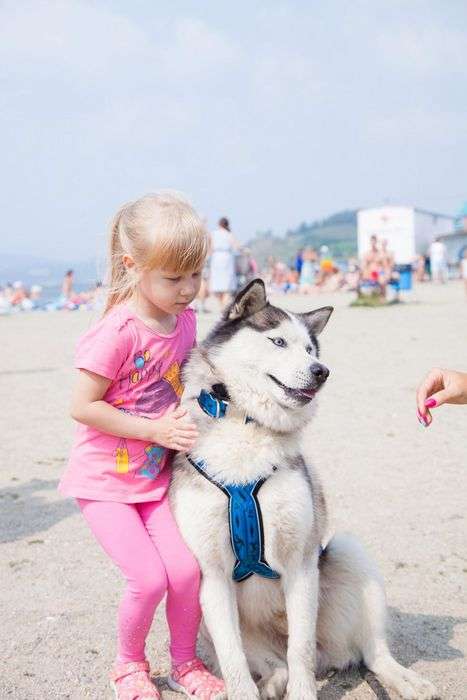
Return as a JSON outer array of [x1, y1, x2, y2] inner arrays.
[[187, 455, 280, 583]]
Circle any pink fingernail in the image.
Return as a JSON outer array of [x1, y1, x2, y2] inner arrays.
[[417, 410, 428, 426], [425, 398, 437, 408]]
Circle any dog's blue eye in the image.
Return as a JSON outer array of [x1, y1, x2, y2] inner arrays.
[[270, 337, 287, 347]]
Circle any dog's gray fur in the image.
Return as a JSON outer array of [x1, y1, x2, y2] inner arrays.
[[170, 280, 438, 700]]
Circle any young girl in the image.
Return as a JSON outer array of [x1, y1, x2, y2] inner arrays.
[[59, 193, 225, 700]]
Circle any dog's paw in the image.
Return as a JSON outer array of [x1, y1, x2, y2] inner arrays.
[[371, 655, 439, 699], [226, 679, 260, 700], [285, 678, 317, 700], [259, 667, 288, 699], [382, 665, 439, 700]]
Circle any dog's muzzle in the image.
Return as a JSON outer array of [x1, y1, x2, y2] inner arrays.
[[268, 362, 330, 404], [310, 362, 329, 386]]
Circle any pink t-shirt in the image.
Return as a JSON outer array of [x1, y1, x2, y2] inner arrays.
[[58, 305, 196, 503]]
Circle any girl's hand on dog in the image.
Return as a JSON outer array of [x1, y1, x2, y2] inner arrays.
[[149, 404, 198, 451], [417, 367, 467, 427]]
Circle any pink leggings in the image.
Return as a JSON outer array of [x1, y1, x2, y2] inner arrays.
[[77, 495, 201, 666]]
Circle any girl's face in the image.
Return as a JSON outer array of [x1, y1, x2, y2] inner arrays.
[[138, 266, 203, 315]]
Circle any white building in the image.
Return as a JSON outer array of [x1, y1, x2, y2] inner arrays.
[[357, 206, 454, 264]]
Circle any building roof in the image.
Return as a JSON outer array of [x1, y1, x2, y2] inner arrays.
[[359, 205, 454, 220], [413, 208, 454, 220]]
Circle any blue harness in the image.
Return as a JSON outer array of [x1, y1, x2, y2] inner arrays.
[[187, 454, 280, 582], [191, 385, 280, 582]]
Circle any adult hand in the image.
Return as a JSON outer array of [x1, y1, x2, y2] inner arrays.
[[416, 368, 467, 426]]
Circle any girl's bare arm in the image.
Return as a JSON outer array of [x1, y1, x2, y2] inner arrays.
[[70, 369, 198, 451]]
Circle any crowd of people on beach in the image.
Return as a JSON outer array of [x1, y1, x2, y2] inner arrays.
[[2, 223, 466, 316], [0, 270, 104, 315], [259, 235, 467, 303], [264, 246, 355, 295]]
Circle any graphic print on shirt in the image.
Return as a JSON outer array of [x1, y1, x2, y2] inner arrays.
[[135, 445, 166, 480], [114, 438, 166, 479], [112, 356, 186, 478], [115, 438, 130, 473], [135, 360, 184, 414], [129, 349, 152, 386]]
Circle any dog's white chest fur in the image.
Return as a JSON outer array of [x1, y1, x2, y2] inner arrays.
[[172, 419, 317, 577]]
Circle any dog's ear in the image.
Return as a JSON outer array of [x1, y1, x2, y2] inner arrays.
[[298, 306, 333, 336], [226, 279, 267, 321]]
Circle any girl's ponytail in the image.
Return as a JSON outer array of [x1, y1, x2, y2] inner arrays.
[[104, 203, 136, 314]]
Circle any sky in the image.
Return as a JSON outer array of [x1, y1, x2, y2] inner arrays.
[[1, 0, 466, 261]]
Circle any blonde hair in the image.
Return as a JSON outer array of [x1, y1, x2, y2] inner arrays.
[[104, 191, 208, 313]]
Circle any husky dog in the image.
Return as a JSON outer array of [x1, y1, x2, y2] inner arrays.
[[170, 280, 437, 700]]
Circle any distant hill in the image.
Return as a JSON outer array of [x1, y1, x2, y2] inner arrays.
[[247, 209, 358, 267]]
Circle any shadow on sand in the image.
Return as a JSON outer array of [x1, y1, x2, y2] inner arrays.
[[1, 480, 465, 698], [317, 606, 465, 698], [0, 478, 77, 543]]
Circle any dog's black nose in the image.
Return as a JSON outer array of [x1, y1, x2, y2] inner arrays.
[[310, 363, 329, 384]]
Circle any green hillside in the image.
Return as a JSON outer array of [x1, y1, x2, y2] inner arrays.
[[248, 210, 358, 267]]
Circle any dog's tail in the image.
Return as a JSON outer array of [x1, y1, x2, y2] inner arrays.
[[316, 532, 387, 674]]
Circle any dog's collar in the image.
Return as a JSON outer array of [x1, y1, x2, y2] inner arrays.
[[197, 384, 255, 425]]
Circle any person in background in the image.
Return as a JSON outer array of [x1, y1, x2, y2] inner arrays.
[[362, 235, 383, 281], [294, 249, 304, 276], [235, 247, 251, 288], [345, 257, 361, 291], [429, 237, 448, 284], [414, 255, 426, 283], [235, 247, 258, 288], [195, 259, 210, 313], [11, 281, 27, 306], [264, 256, 276, 288], [209, 217, 239, 309], [4, 282, 14, 304], [62, 269, 74, 299], [461, 248, 467, 297], [380, 239, 395, 284], [424, 254, 431, 280], [245, 248, 258, 282], [299, 248, 317, 293], [271, 261, 288, 292], [284, 268, 299, 294], [30, 285, 43, 307], [417, 367, 467, 427], [20, 286, 43, 312], [0, 286, 10, 314]]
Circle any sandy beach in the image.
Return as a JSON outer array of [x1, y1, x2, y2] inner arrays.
[[1, 282, 466, 700]]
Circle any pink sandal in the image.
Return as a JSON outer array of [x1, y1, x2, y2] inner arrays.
[[168, 658, 226, 699], [110, 660, 161, 700]]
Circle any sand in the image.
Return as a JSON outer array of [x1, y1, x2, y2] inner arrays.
[[0, 282, 466, 699]]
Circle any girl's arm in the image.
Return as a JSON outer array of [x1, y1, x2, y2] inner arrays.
[[71, 369, 198, 451]]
